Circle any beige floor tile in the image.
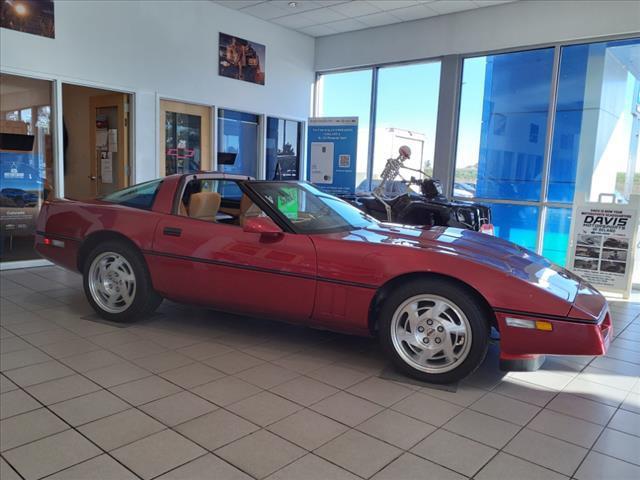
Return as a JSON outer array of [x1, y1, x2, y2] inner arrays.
[[470, 392, 541, 426], [574, 451, 640, 480], [268, 408, 348, 450], [39, 337, 101, 359], [371, 452, 466, 480], [563, 377, 629, 407], [621, 392, 640, 414], [176, 409, 259, 450], [475, 452, 568, 480], [140, 390, 217, 426], [108, 339, 167, 360], [346, 377, 413, 407], [3, 430, 101, 480], [192, 376, 261, 406], [504, 428, 587, 476], [593, 427, 640, 466], [578, 366, 638, 392], [270, 376, 338, 406], [3, 360, 73, 388], [89, 330, 142, 348], [528, 409, 604, 448], [0, 336, 31, 354], [421, 383, 488, 407], [78, 408, 165, 451], [411, 429, 497, 477], [25, 374, 101, 405], [59, 349, 122, 373], [266, 454, 360, 480], [0, 374, 18, 394], [133, 351, 194, 373], [216, 430, 306, 479], [306, 364, 371, 389], [235, 363, 300, 389], [356, 409, 435, 450], [160, 362, 226, 389], [0, 389, 41, 419], [272, 352, 335, 374], [0, 408, 68, 451], [0, 457, 21, 480], [156, 453, 252, 480], [392, 391, 463, 427], [443, 409, 520, 449], [0, 347, 52, 372], [311, 391, 384, 427], [21, 328, 80, 347], [203, 351, 265, 374], [547, 392, 617, 425], [491, 377, 557, 407], [50, 389, 129, 426], [607, 408, 640, 436], [228, 391, 301, 427], [111, 429, 205, 480], [176, 341, 236, 361], [45, 454, 139, 480], [84, 361, 151, 388], [110, 375, 182, 406], [315, 429, 402, 478]]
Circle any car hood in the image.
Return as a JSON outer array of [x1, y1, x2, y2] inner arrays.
[[334, 223, 587, 305]]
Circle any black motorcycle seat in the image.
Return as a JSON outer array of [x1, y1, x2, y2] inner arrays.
[[358, 195, 406, 213]]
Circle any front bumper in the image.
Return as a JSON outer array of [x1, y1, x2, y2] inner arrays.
[[495, 309, 612, 370]]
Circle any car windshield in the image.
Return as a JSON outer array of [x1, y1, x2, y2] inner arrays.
[[101, 179, 163, 210], [249, 181, 379, 234]]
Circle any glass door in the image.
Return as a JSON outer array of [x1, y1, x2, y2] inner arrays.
[[160, 100, 212, 176]]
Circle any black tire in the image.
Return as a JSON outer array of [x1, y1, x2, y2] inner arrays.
[[378, 278, 489, 384], [82, 240, 162, 323]]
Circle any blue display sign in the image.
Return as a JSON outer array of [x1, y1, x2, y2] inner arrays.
[[306, 117, 358, 196]]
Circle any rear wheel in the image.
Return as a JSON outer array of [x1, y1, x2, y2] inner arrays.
[[379, 278, 489, 384], [83, 241, 162, 323]]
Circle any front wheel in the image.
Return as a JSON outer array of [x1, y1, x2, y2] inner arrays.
[[83, 241, 162, 323], [378, 278, 489, 384]]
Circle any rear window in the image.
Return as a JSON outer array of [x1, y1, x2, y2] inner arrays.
[[101, 179, 163, 210]]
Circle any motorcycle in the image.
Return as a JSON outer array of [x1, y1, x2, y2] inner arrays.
[[342, 146, 493, 233]]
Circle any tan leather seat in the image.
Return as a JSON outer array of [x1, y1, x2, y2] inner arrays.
[[189, 192, 221, 222], [239, 194, 263, 226], [178, 202, 188, 216]]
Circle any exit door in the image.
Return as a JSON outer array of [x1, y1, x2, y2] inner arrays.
[[89, 93, 129, 196]]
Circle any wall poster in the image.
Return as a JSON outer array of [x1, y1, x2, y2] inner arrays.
[[307, 117, 358, 196], [567, 197, 639, 298], [218, 33, 265, 85], [1, 0, 55, 38]]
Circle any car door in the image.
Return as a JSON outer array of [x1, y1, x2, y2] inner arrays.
[[149, 178, 317, 321]]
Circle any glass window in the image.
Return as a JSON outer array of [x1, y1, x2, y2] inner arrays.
[[1, 73, 55, 263], [317, 69, 372, 191], [550, 37, 640, 204], [454, 49, 554, 202], [484, 203, 540, 251], [266, 117, 301, 180], [165, 112, 202, 175], [372, 62, 441, 185], [102, 179, 162, 210], [542, 207, 572, 267], [217, 109, 259, 179]]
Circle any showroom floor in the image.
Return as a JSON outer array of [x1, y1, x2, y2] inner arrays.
[[1, 266, 639, 480]]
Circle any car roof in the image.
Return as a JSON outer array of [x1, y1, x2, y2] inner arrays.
[[164, 171, 255, 182]]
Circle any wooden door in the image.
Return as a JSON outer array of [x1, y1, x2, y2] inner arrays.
[[160, 100, 212, 176], [89, 93, 129, 197]]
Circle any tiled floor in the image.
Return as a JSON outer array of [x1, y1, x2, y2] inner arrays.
[[1, 266, 639, 480]]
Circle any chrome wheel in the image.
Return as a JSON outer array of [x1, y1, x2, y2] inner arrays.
[[88, 252, 136, 314], [390, 294, 472, 374]]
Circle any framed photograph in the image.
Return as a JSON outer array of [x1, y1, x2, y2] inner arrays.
[[218, 32, 265, 85], [1, 0, 55, 38]]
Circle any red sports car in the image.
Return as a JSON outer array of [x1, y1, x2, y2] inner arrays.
[[35, 172, 611, 383]]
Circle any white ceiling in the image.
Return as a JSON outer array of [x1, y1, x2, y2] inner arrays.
[[212, 0, 517, 37]]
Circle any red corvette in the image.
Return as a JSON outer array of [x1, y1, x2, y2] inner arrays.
[[35, 172, 611, 383]]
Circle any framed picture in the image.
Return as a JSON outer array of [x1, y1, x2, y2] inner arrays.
[[1, 0, 55, 39], [218, 32, 265, 86]]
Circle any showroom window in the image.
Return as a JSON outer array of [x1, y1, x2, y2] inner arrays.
[[266, 117, 301, 180], [0, 74, 56, 264], [372, 61, 441, 187], [317, 69, 373, 190], [217, 109, 259, 178]]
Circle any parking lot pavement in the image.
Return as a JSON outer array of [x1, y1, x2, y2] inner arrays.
[[1, 266, 639, 479]]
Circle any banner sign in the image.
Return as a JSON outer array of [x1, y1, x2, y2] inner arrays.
[[567, 197, 639, 298], [307, 117, 357, 196]]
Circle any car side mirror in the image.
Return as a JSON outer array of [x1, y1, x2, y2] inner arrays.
[[243, 216, 283, 238]]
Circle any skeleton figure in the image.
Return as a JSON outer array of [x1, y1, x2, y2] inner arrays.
[[372, 146, 417, 221]]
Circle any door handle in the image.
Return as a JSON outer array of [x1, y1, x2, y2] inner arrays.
[[88, 175, 97, 180], [163, 227, 182, 237]]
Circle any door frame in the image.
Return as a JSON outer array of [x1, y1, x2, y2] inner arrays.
[[89, 92, 130, 196], [159, 99, 213, 177]]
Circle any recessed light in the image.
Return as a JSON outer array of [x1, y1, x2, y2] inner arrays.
[[288, 1, 297, 7]]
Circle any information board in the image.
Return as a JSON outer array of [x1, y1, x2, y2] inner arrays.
[[307, 117, 358, 196], [567, 196, 639, 298]]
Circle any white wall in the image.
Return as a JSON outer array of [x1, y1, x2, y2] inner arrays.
[[0, 0, 315, 183], [315, 0, 640, 71]]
